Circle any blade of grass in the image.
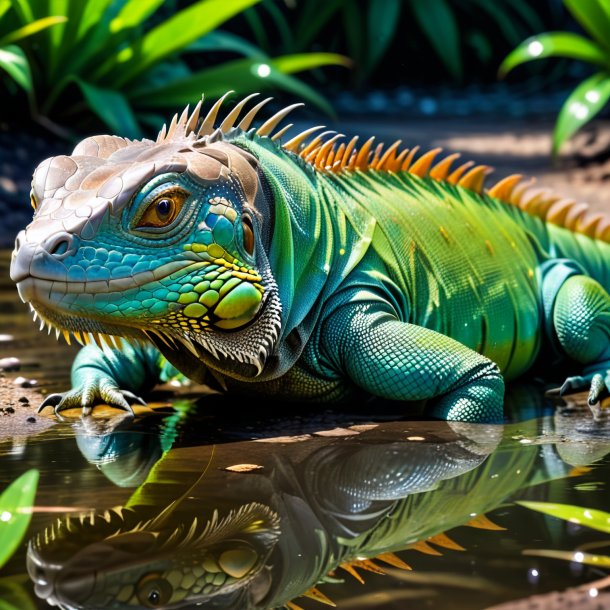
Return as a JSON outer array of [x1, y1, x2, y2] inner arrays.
[[366, 0, 401, 75], [564, 0, 610, 53], [0, 470, 38, 569], [0, 15, 66, 46], [0, 44, 31, 91], [411, 0, 462, 81], [518, 500, 610, 534], [499, 33, 609, 77], [523, 548, 610, 567], [552, 71, 610, 154], [75, 79, 142, 138], [109, 0, 165, 33], [106, 0, 261, 87], [187, 30, 267, 58]]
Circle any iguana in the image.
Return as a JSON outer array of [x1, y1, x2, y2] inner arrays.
[[10, 92, 610, 422]]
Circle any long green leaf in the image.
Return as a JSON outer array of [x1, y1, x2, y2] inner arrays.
[[565, 0, 610, 53], [109, 0, 261, 87], [0, 470, 38, 569], [523, 548, 610, 568], [75, 79, 141, 138], [129, 56, 336, 115], [0, 44, 31, 91], [109, 0, 165, 33], [410, 0, 461, 81], [553, 71, 610, 154], [0, 15, 66, 46], [518, 500, 610, 534], [295, 0, 345, 50], [499, 33, 609, 77], [366, 0, 401, 73], [272, 52, 351, 73], [187, 30, 267, 58], [7, 0, 33, 24]]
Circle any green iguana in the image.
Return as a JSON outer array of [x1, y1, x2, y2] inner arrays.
[[10, 92, 610, 422]]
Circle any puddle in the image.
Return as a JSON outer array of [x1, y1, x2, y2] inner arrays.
[[2, 249, 610, 610]]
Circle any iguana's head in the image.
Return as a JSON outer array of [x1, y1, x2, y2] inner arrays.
[[10, 96, 288, 379]]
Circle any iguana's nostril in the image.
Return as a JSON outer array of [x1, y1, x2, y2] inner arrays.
[[43, 233, 74, 257]]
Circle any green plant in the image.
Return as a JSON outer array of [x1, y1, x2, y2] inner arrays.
[[0, 469, 39, 570], [0, 1, 65, 97], [11, 0, 349, 138], [500, 0, 610, 156], [519, 500, 610, 567], [242, 0, 543, 87]]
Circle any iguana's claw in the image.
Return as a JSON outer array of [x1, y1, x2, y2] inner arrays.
[[546, 372, 609, 420], [38, 383, 146, 417]]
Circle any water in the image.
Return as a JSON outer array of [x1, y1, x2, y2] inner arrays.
[[1, 249, 610, 610]]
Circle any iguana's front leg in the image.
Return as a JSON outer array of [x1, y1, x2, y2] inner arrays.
[[320, 302, 504, 423], [39, 341, 178, 416]]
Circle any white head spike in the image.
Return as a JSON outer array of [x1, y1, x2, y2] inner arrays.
[[256, 103, 304, 137], [237, 97, 273, 131], [197, 91, 234, 136], [219, 93, 260, 133], [186, 98, 204, 134]]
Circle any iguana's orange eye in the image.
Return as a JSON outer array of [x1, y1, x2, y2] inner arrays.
[[136, 189, 188, 228], [242, 215, 254, 255]]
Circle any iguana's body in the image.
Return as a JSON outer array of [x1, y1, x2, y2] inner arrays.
[[10, 93, 610, 421]]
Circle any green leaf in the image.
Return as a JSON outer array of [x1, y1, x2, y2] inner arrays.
[[564, 0, 610, 53], [108, 0, 262, 87], [109, 0, 165, 33], [366, 0, 401, 73], [553, 71, 610, 154], [187, 30, 267, 58], [499, 33, 608, 77], [0, 470, 38, 569], [410, 0, 461, 81], [75, 79, 142, 138], [272, 52, 351, 73], [295, 0, 344, 50], [523, 548, 610, 568], [0, 44, 32, 91], [129, 56, 336, 116], [518, 500, 610, 534], [8, 0, 34, 24], [0, 15, 67, 46]]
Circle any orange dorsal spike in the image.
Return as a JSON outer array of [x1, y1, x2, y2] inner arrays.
[[375, 140, 402, 170], [389, 148, 410, 172], [464, 514, 506, 531], [564, 202, 590, 230], [352, 558, 386, 575], [429, 152, 461, 181], [487, 174, 523, 200], [340, 562, 365, 584], [409, 147, 443, 177], [427, 532, 466, 551], [579, 214, 605, 237], [546, 199, 577, 224], [328, 142, 345, 168], [447, 161, 475, 184], [457, 165, 490, 193], [568, 465, 593, 477], [410, 540, 443, 555], [286, 602, 305, 610], [509, 178, 536, 206], [376, 552, 412, 570], [400, 146, 420, 172], [355, 137, 375, 169], [595, 217, 610, 241], [340, 136, 359, 169], [370, 142, 384, 168], [302, 587, 336, 607]]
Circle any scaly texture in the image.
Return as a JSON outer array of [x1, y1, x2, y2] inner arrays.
[[9, 93, 610, 421]]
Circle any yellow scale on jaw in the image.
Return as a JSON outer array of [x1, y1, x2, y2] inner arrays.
[[151, 242, 264, 333]]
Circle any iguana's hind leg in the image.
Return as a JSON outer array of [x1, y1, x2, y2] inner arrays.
[[551, 274, 610, 417]]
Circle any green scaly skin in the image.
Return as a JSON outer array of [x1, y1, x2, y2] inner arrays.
[[9, 94, 610, 422]]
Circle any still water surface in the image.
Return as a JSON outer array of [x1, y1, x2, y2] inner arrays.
[[1, 251, 610, 610]]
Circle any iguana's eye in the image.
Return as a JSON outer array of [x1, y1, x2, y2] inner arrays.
[[136, 573, 172, 607], [242, 214, 254, 255], [30, 189, 37, 211], [136, 188, 188, 229]]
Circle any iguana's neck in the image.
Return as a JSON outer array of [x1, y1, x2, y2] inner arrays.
[[233, 137, 373, 377]]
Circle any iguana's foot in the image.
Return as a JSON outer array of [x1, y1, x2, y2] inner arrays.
[[547, 371, 610, 421], [38, 379, 145, 417]]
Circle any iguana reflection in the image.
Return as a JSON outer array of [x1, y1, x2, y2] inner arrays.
[[27, 415, 563, 610]]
